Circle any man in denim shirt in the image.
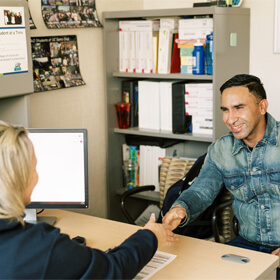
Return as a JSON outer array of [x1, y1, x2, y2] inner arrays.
[[163, 74, 280, 276]]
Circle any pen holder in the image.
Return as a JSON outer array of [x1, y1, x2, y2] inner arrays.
[[115, 103, 130, 129]]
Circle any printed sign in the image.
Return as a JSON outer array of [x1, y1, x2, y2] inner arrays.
[[0, 6, 28, 76]]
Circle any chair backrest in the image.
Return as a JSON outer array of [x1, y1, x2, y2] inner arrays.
[[159, 156, 195, 208], [158, 154, 234, 242]]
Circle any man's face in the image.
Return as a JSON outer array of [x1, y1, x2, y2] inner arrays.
[[221, 86, 267, 147]]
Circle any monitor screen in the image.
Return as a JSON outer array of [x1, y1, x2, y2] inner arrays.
[[25, 128, 88, 224]]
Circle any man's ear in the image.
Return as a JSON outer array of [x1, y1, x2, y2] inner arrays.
[[259, 99, 268, 115]]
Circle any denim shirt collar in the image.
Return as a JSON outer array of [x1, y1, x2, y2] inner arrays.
[[232, 113, 278, 155]]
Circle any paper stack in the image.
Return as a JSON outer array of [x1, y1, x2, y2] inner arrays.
[[139, 145, 166, 191], [185, 83, 213, 135], [178, 18, 213, 43]]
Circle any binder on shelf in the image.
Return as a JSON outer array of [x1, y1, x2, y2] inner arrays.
[[172, 83, 191, 134], [152, 34, 159, 73], [138, 81, 160, 130], [159, 80, 180, 132], [119, 20, 159, 73], [157, 28, 173, 74], [170, 33, 180, 73], [139, 145, 166, 191], [157, 18, 178, 74], [122, 80, 139, 127]]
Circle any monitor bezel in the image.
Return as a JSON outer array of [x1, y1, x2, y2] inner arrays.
[[26, 128, 89, 209]]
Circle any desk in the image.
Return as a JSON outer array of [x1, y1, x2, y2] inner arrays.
[[41, 209, 279, 280]]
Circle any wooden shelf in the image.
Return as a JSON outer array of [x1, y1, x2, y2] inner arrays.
[[112, 72, 213, 80], [114, 127, 213, 142]]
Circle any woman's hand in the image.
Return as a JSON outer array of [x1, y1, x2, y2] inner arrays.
[[144, 214, 179, 247]]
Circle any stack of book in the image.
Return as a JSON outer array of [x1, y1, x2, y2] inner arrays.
[[119, 20, 160, 73], [120, 80, 213, 135], [185, 83, 213, 134], [178, 17, 213, 43], [122, 143, 166, 191], [138, 80, 182, 131], [119, 18, 181, 74], [178, 43, 194, 74], [119, 17, 213, 75]]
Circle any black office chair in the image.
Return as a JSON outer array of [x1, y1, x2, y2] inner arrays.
[[120, 155, 238, 243], [120, 185, 155, 225]]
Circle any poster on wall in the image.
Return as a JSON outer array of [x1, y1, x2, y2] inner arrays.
[[41, 0, 102, 29], [31, 35, 85, 92], [0, 6, 29, 76]]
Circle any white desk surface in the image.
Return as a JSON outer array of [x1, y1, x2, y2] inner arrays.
[[41, 209, 279, 280]]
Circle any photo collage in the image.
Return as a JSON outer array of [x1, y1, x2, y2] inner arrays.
[[32, 35, 85, 92], [41, 0, 102, 28]]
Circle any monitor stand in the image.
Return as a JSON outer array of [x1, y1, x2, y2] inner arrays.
[[24, 209, 57, 225]]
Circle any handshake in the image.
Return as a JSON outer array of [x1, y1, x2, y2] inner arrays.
[[144, 206, 187, 247]]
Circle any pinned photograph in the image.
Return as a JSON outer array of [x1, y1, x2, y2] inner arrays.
[[41, 0, 102, 28], [31, 35, 85, 92]]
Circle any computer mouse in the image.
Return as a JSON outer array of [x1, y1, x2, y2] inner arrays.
[[72, 236, 86, 246]]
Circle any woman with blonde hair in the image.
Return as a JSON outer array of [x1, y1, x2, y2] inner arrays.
[[0, 121, 178, 279]]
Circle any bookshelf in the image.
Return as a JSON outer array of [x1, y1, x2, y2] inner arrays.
[[103, 7, 250, 222]]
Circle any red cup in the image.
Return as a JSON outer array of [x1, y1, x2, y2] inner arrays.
[[115, 103, 130, 129]]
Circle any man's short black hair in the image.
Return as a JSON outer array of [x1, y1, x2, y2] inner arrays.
[[220, 74, 267, 100]]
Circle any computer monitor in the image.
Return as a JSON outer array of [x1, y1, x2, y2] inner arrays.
[[25, 128, 89, 225]]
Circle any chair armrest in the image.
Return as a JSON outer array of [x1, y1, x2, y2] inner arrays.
[[120, 185, 155, 224]]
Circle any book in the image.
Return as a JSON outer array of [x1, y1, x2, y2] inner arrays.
[[172, 83, 191, 134], [170, 33, 180, 73], [152, 34, 159, 73], [138, 80, 160, 130], [139, 145, 166, 191], [184, 83, 213, 135], [157, 18, 179, 74], [157, 28, 174, 74], [122, 80, 139, 127], [159, 80, 180, 132], [119, 20, 159, 73]]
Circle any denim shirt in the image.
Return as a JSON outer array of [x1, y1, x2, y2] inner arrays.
[[173, 113, 280, 247]]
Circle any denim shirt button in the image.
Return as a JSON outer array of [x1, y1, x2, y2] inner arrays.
[[261, 205, 265, 210], [262, 229, 266, 233], [252, 167, 258, 171], [231, 186, 234, 190]]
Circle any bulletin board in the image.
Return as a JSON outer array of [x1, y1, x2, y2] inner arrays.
[[0, 0, 33, 99]]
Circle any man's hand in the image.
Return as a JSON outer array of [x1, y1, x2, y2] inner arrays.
[[271, 248, 280, 268], [144, 213, 179, 247], [162, 205, 187, 231]]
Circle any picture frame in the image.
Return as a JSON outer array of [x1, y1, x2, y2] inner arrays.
[[274, 0, 280, 53]]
